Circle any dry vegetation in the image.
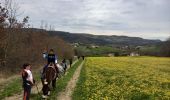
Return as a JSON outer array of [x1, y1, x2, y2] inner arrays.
[[0, 29, 74, 77], [0, 0, 74, 77]]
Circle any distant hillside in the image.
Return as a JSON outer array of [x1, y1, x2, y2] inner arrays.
[[48, 31, 162, 46]]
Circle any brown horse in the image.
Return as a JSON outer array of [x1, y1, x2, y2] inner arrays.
[[42, 63, 58, 98]]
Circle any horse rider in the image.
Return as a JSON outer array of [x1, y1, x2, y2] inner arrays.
[[21, 63, 35, 100], [82, 56, 85, 60], [61, 58, 67, 72], [41, 49, 58, 81], [69, 58, 72, 67], [43, 49, 58, 64]]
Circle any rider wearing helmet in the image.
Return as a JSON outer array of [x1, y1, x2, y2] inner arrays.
[[43, 49, 57, 64], [41, 49, 58, 80]]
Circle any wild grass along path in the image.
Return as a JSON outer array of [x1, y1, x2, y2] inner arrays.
[[57, 61, 84, 100]]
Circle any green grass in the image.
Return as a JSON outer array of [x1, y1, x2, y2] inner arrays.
[[0, 78, 22, 100], [0, 70, 41, 100], [72, 60, 86, 100], [31, 59, 83, 100], [75, 46, 120, 56]]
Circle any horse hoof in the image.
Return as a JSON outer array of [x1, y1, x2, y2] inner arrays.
[[47, 91, 51, 96], [42, 95, 48, 99]]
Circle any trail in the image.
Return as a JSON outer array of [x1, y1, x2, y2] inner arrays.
[[2, 59, 78, 100], [64, 59, 78, 76], [57, 61, 84, 100]]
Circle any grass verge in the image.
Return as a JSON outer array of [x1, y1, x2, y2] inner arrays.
[[72, 60, 86, 100], [0, 78, 22, 100]]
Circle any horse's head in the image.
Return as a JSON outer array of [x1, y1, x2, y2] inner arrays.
[[42, 79, 50, 96], [42, 66, 57, 96]]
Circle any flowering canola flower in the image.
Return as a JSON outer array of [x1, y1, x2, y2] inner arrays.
[[75, 57, 170, 100]]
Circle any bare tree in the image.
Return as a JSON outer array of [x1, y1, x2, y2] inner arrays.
[[0, 3, 8, 28], [0, 0, 29, 67], [4, 0, 20, 28]]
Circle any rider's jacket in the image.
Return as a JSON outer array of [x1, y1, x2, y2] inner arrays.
[[47, 54, 56, 64], [22, 69, 33, 86], [43, 52, 57, 64]]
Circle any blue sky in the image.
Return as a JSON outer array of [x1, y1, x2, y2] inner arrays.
[[12, 0, 170, 40]]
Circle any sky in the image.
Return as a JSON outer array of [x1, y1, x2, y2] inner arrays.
[[9, 0, 170, 40]]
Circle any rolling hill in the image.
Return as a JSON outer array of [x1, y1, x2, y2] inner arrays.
[[48, 30, 162, 46]]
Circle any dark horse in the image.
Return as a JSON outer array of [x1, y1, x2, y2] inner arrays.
[[42, 63, 58, 98]]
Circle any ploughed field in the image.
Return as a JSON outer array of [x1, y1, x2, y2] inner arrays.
[[73, 57, 170, 100]]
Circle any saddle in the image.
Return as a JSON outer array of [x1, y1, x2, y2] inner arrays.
[[48, 65, 56, 72]]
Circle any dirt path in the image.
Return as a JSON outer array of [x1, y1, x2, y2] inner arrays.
[[4, 94, 22, 100], [2, 59, 78, 100], [57, 61, 84, 100]]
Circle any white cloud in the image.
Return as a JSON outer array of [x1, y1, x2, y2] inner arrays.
[[9, 0, 170, 40]]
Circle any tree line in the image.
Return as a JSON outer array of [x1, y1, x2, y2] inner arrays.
[[0, 0, 74, 77]]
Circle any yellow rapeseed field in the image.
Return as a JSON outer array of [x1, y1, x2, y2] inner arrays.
[[73, 56, 170, 100]]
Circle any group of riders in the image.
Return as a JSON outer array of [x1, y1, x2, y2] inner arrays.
[[21, 49, 72, 100]]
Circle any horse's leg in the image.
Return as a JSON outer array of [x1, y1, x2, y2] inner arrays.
[[42, 84, 49, 99], [41, 78, 44, 86], [47, 84, 51, 96], [64, 68, 65, 74], [47, 80, 52, 91], [64, 65, 66, 74], [52, 78, 56, 89]]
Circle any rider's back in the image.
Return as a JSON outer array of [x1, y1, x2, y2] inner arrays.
[[47, 54, 55, 64]]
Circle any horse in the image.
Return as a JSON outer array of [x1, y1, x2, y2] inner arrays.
[[42, 63, 58, 99], [41, 62, 67, 98], [57, 62, 67, 75]]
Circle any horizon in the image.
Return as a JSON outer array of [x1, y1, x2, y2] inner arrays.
[[5, 0, 170, 41], [55, 29, 167, 41], [45, 29, 163, 41]]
